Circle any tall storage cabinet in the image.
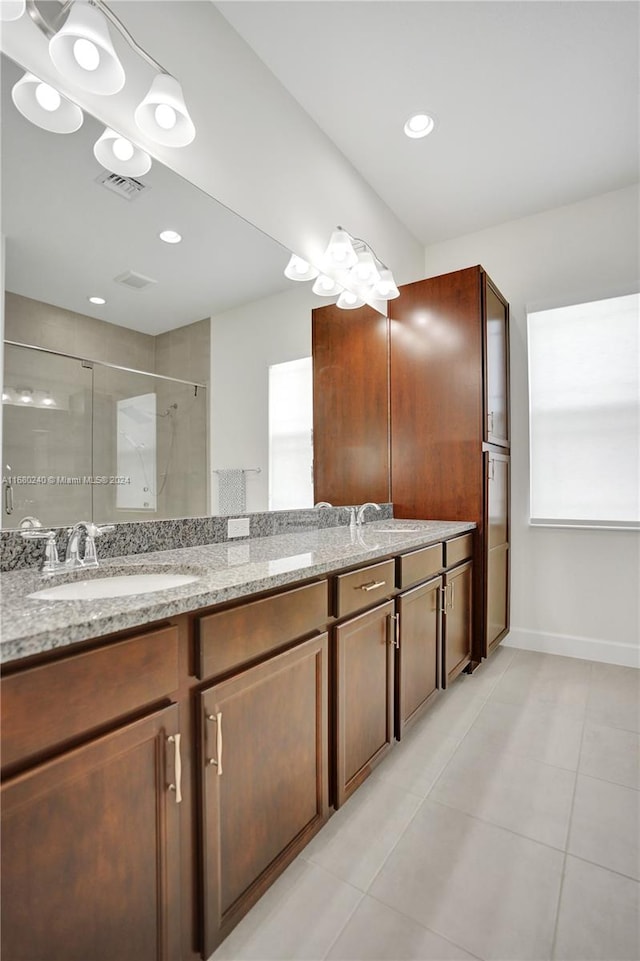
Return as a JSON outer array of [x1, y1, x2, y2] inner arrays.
[[312, 265, 510, 661]]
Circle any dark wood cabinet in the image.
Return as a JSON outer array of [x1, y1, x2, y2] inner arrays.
[[1, 704, 182, 961], [395, 576, 442, 738], [443, 560, 473, 686], [199, 633, 329, 957], [312, 302, 390, 505], [486, 450, 510, 651], [485, 278, 510, 448], [334, 600, 395, 806]]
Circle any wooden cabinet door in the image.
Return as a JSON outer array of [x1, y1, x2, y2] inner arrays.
[[443, 561, 473, 685], [200, 634, 329, 957], [486, 452, 510, 650], [335, 600, 395, 806], [396, 577, 442, 739], [1, 705, 182, 961], [312, 302, 390, 505], [484, 279, 510, 448]]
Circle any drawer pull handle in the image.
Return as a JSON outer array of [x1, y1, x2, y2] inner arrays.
[[206, 711, 223, 776], [358, 580, 386, 592], [167, 733, 182, 804]]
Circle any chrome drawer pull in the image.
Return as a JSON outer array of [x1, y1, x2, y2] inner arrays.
[[358, 580, 386, 592], [167, 733, 182, 804], [206, 711, 223, 776]]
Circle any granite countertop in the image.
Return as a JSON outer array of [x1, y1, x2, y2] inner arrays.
[[0, 519, 475, 664]]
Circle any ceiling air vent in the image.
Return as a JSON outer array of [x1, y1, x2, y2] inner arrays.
[[95, 171, 150, 201], [113, 270, 157, 291]]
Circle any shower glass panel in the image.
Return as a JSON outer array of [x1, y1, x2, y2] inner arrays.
[[2, 344, 93, 528], [92, 364, 208, 524]]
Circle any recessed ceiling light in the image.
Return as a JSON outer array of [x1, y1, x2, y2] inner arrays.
[[404, 113, 435, 139], [88, 296, 106, 305], [159, 229, 182, 244]]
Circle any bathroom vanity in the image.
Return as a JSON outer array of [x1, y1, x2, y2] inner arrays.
[[0, 519, 474, 961]]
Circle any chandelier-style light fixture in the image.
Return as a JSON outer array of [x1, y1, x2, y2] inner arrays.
[[7, 0, 196, 178], [283, 226, 400, 309]]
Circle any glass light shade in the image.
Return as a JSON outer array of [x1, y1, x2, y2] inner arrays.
[[373, 269, 400, 300], [49, 2, 125, 95], [351, 249, 381, 286], [134, 74, 195, 147], [93, 127, 152, 177], [336, 290, 365, 310], [323, 228, 357, 270], [284, 254, 319, 282], [0, 0, 26, 20], [312, 274, 342, 296], [11, 72, 83, 133]]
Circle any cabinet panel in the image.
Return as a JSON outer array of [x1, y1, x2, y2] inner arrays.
[[487, 544, 509, 650], [390, 266, 484, 523], [487, 452, 509, 549], [200, 634, 328, 956], [312, 303, 390, 505], [335, 601, 395, 806], [335, 559, 395, 618], [397, 543, 443, 589], [484, 280, 510, 447], [443, 561, 473, 685], [1, 625, 179, 772], [1, 705, 182, 961], [396, 577, 441, 738], [444, 533, 473, 568], [197, 580, 328, 680]]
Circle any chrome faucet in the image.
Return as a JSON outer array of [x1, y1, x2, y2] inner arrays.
[[356, 502, 381, 526], [343, 506, 357, 530], [21, 521, 115, 574], [65, 521, 115, 569]]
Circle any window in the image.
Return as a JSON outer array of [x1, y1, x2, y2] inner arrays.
[[528, 293, 639, 528], [268, 357, 313, 511]]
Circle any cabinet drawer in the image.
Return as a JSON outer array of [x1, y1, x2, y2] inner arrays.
[[197, 580, 328, 680], [1, 625, 179, 770], [397, 543, 443, 589], [335, 560, 395, 618], [444, 533, 473, 568]]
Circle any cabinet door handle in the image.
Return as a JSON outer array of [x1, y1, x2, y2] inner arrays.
[[450, 582, 455, 610], [206, 711, 223, 776], [488, 410, 494, 434], [358, 580, 386, 592], [388, 612, 400, 648], [167, 733, 182, 804], [440, 587, 447, 614]]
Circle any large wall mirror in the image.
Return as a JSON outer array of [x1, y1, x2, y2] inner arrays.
[[1, 51, 322, 531]]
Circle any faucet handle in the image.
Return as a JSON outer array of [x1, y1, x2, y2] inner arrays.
[[82, 523, 115, 569], [87, 523, 115, 536], [21, 529, 61, 573]]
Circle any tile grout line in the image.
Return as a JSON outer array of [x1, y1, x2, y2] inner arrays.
[[549, 660, 592, 961]]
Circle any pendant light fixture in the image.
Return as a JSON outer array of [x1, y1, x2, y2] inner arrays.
[[48, 1, 125, 95], [336, 291, 366, 310], [323, 227, 358, 270], [134, 74, 196, 147], [7, 0, 196, 157], [312, 274, 343, 297], [93, 127, 151, 176], [284, 254, 319, 282], [11, 71, 84, 133], [283, 226, 400, 309]]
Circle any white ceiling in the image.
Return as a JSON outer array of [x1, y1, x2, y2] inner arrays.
[[216, 0, 639, 246]]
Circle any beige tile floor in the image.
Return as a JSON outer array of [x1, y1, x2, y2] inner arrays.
[[211, 647, 640, 961]]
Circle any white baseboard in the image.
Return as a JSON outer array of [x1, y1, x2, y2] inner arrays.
[[503, 628, 640, 668]]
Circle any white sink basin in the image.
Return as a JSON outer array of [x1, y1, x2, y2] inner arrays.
[[29, 573, 199, 601]]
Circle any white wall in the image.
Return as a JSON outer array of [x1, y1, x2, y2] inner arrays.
[[0, 2, 423, 287], [210, 284, 314, 512], [423, 184, 640, 667]]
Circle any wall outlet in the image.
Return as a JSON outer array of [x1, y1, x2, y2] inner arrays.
[[227, 517, 250, 538]]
